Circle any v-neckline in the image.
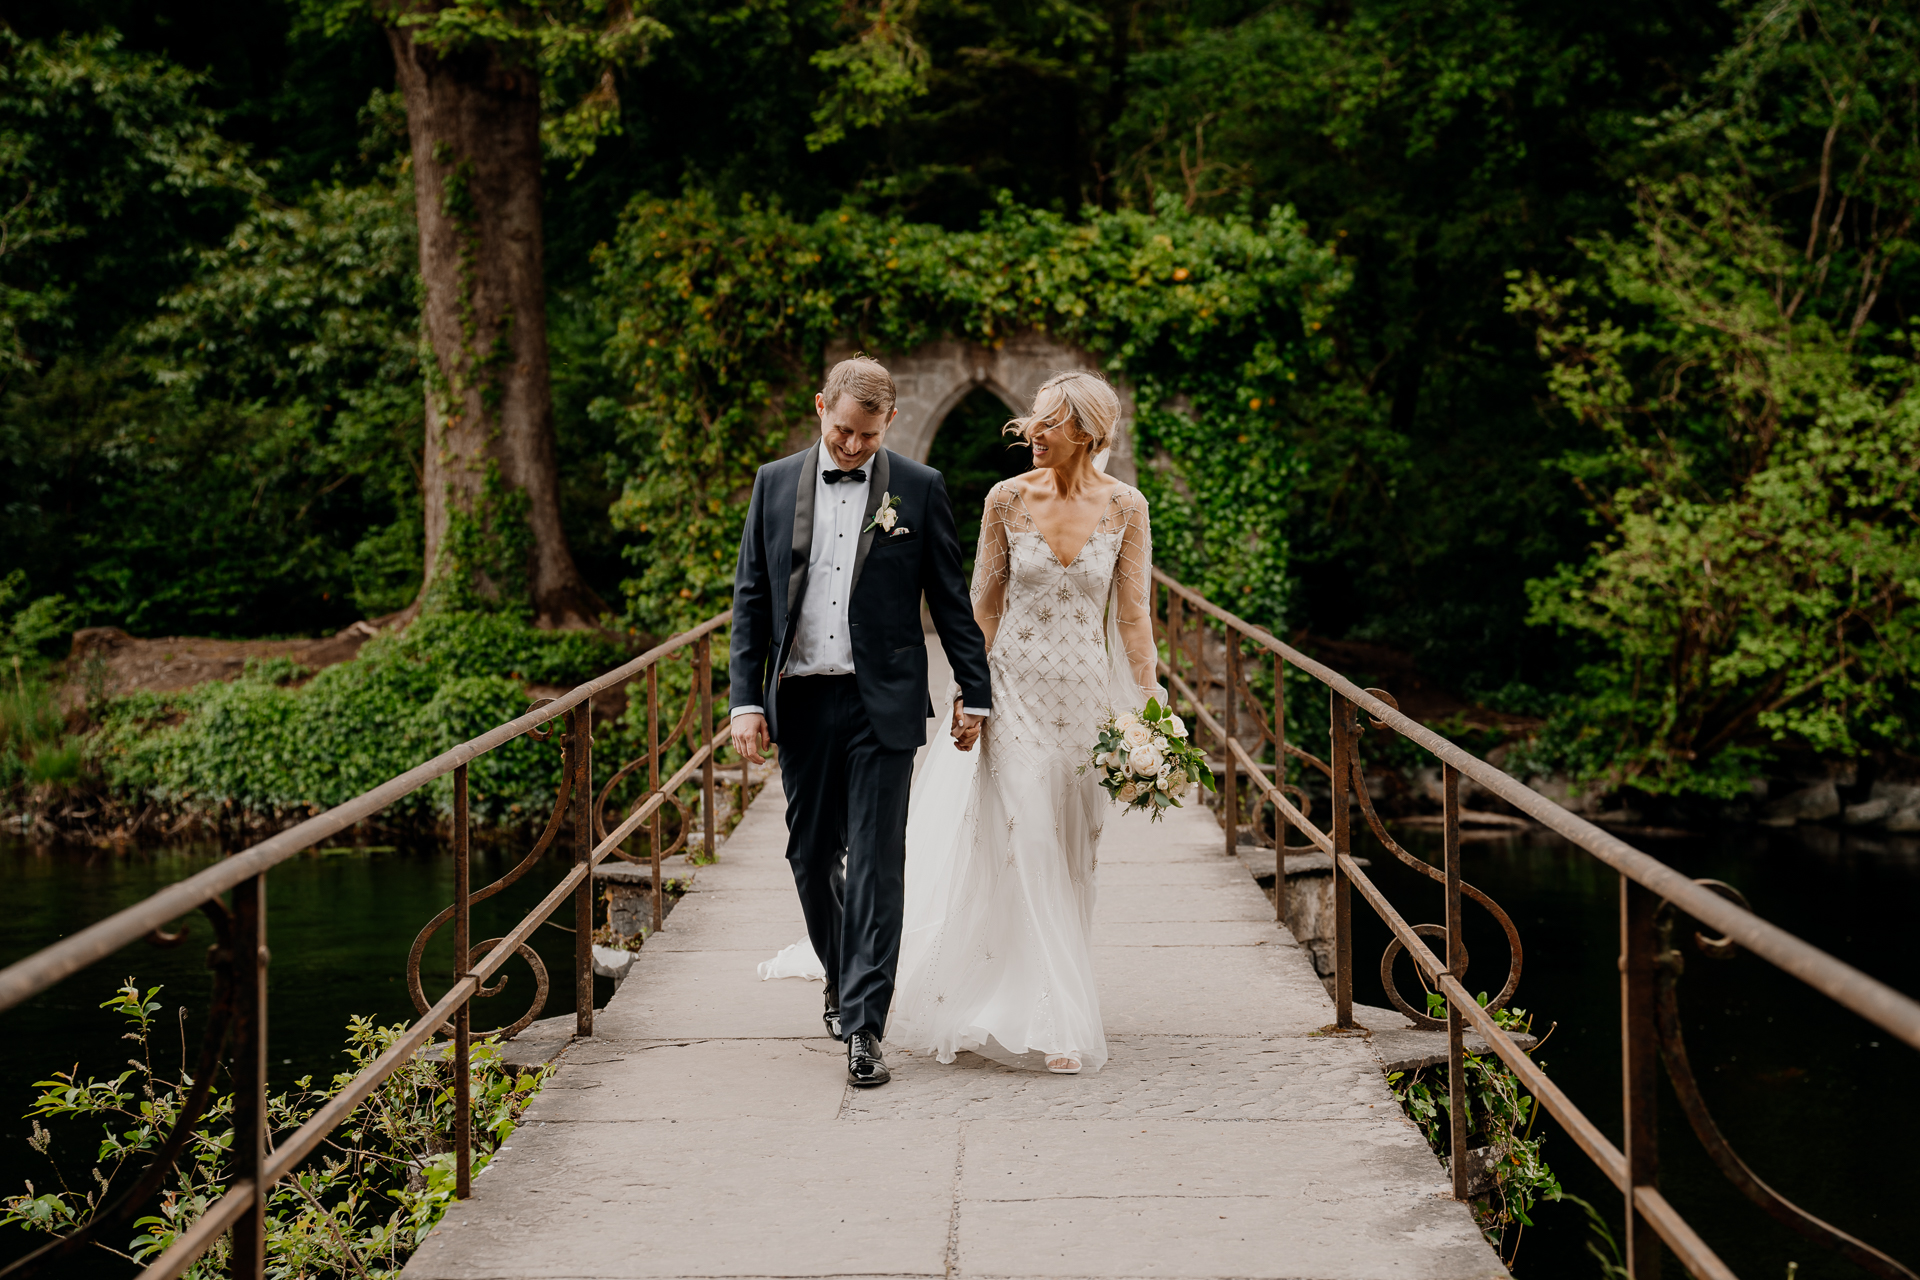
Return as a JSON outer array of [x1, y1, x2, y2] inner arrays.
[[1012, 484, 1120, 571]]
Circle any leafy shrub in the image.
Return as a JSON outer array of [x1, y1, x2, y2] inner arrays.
[[91, 613, 637, 825]]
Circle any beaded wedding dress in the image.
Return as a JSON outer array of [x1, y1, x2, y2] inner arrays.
[[886, 479, 1161, 1072]]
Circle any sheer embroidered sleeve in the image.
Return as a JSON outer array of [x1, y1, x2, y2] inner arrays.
[[1113, 488, 1161, 698], [970, 482, 1017, 653]]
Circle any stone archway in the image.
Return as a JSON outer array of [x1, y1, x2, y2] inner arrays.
[[826, 332, 1136, 482]]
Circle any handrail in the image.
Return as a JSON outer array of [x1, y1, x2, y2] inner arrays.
[[1153, 571, 1920, 1052], [1150, 566, 1917, 1280], [0, 607, 737, 1280]]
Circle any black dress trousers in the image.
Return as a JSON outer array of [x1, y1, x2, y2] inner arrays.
[[775, 673, 917, 1039]]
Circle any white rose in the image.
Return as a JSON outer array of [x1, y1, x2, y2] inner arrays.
[[1122, 722, 1153, 748], [876, 506, 897, 530], [1128, 744, 1164, 777], [1117, 781, 1140, 802], [1116, 710, 1141, 729], [1167, 715, 1187, 739], [1152, 734, 1167, 749]]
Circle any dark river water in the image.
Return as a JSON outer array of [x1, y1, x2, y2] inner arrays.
[[1, 823, 1915, 1277], [1347, 821, 1920, 1279]]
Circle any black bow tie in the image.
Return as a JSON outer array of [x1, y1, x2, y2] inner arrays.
[[823, 467, 866, 484]]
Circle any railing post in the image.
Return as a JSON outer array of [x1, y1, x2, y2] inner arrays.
[[1223, 630, 1239, 859], [230, 871, 268, 1280], [698, 635, 716, 861], [452, 762, 472, 1199], [573, 702, 594, 1039], [1622, 874, 1662, 1278], [1329, 690, 1355, 1028], [1273, 651, 1287, 925], [1444, 763, 1469, 1200], [648, 664, 663, 934]]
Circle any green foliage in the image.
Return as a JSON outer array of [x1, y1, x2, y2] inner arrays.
[[93, 613, 631, 824], [0, 49, 425, 636], [0, 571, 74, 673], [0, 674, 81, 796], [0, 29, 258, 370], [1086, 0, 1732, 695], [1512, 0, 1920, 792], [592, 188, 1345, 634], [0, 576, 85, 799], [1387, 996, 1558, 1263], [805, 1, 929, 152], [304, 0, 670, 169], [3, 978, 549, 1276]]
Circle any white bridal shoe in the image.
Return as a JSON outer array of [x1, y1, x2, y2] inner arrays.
[[1046, 1056, 1082, 1074]]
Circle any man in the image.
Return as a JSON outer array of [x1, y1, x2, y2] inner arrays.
[[729, 356, 993, 1088]]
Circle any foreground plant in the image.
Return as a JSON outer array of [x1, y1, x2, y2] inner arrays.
[[2, 979, 548, 1275], [1387, 995, 1561, 1265]]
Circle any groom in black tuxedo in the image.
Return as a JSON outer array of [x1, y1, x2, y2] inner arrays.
[[729, 356, 993, 1088]]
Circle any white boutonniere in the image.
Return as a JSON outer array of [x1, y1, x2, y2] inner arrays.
[[865, 492, 909, 536]]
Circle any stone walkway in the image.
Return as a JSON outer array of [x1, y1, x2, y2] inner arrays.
[[404, 743, 1503, 1278]]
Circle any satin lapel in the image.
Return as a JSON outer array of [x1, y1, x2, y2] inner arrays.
[[786, 442, 818, 621], [849, 447, 891, 596]]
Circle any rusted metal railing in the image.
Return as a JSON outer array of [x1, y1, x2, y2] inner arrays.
[[0, 609, 734, 1280], [1154, 568, 1919, 1280]]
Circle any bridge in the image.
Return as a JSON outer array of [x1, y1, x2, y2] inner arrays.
[[402, 700, 1496, 1278], [1, 572, 1916, 1280]]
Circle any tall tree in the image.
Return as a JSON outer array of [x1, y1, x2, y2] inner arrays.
[[317, 0, 662, 628]]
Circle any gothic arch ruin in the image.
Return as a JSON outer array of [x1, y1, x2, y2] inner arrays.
[[826, 332, 1136, 483]]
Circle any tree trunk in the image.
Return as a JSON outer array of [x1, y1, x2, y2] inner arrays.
[[388, 24, 606, 630]]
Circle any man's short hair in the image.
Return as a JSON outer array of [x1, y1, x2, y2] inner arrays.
[[820, 355, 896, 418]]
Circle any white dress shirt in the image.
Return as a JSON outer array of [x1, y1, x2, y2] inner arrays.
[[785, 461, 869, 677], [733, 458, 988, 719]]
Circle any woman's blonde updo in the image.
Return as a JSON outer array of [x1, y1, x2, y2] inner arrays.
[[1009, 369, 1121, 454]]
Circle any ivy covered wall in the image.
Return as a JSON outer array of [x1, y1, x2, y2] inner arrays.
[[589, 191, 1348, 637]]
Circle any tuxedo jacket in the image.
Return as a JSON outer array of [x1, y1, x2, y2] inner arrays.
[[729, 442, 993, 752]]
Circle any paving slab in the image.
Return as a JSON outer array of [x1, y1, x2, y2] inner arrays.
[[957, 1120, 1501, 1280], [408, 637, 1501, 1280], [405, 1117, 958, 1279]]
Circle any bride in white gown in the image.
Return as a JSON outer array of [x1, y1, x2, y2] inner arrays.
[[887, 370, 1162, 1074]]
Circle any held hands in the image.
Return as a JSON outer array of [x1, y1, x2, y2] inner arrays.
[[951, 699, 983, 752], [731, 712, 771, 765]]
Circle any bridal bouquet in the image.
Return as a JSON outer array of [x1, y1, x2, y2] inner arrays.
[[1084, 698, 1216, 821]]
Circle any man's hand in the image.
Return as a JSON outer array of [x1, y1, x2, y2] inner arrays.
[[951, 700, 983, 752], [731, 712, 770, 765]]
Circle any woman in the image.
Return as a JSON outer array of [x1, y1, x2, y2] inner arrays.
[[889, 370, 1161, 1074]]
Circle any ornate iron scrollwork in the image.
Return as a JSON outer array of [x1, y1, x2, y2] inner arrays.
[[1347, 689, 1524, 1030], [404, 708, 574, 1040], [1655, 880, 1917, 1280], [593, 671, 702, 861]]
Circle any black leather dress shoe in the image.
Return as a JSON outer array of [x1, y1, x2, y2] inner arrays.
[[823, 987, 843, 1041], [847, 1031, 890, 1087]]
